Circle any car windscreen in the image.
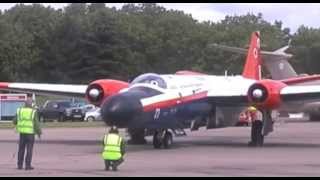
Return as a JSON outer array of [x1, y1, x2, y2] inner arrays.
[[88, 108, 100, 113], [59, 102, 72, 108]]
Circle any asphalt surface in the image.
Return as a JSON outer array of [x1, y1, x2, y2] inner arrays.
[[1, 118, 320, 176]]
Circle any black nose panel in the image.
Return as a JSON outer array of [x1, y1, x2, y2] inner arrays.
[[101, 93, 142, 127]]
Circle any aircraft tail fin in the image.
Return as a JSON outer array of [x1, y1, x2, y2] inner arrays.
[[242, 31, 262, 80]]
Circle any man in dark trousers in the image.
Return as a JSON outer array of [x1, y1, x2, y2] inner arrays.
[[13, 98, 41, 170], [247, 106, 264, 147], [102, 126, 126, 171]]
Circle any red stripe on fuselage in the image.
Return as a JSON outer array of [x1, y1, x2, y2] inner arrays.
[[143, 91, 208, 112], [281, 75, 320, 85], [181, 91, 208, 102], [0, 82, 10, 88]]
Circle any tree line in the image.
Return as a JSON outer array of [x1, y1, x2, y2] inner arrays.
[[0, 3, 317, 84]]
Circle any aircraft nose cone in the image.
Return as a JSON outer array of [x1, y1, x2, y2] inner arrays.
[[101, 93, 142, 127]]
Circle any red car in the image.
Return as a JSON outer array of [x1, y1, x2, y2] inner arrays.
[[236, 111, 250, 126]]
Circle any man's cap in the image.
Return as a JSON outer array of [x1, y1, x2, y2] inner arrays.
[[248, 106, 257, 112]]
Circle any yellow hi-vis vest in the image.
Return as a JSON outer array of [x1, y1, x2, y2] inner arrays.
[[102, 133, 123, 160], [16, 107, 36, 134]]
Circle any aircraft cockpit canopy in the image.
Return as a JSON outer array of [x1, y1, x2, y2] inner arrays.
[[130, 73, 167, 89]]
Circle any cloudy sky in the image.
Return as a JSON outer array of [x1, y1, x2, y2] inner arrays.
[[1, 3, 319, 33]]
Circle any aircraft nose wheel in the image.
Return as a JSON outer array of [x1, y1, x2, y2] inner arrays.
[[153, 130, 173, 149]]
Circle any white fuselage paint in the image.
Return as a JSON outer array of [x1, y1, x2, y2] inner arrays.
[[124, 74, 257, 107], [162, 74, 256, 95]]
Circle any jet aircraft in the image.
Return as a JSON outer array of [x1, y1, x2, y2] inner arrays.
[[2, 31, 320, 149]]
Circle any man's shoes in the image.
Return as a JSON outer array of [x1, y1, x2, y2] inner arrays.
[[105, 166, 110, 171], [25, 166, 34, 170], [248, 141, 257, 147], [112, 165, 118, 171], [17, 166, 23, 170]]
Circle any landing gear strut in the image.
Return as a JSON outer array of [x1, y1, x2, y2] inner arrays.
[[127, 128, 147, 145], [153, 129, 173, 149]]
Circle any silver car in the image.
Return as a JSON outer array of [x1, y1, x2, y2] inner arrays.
[[84, 107, 101, 121]]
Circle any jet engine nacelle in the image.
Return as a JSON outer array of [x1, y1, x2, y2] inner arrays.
[[85, 79, 129, 106], [247, 79, 286, 109]]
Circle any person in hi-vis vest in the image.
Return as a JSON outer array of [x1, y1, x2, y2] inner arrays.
[[102, 126, 126, 171], [247, 106, 264, 147], [13, 98, 41, 170]]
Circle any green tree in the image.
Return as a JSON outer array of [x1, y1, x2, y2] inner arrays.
[[290, 26, 320, 74]]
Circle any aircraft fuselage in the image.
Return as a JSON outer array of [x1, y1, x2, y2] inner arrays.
[[100, 73, 256, 129]]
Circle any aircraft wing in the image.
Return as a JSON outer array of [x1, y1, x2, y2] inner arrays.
[[140, 84, 320, 112], [0, 82, 87, 98], [281, 85, 320, 102]]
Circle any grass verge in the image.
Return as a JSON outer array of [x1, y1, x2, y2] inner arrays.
[[0, 121, 105, 129]]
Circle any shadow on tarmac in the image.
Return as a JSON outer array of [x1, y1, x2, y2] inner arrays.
[[2, 138, 320, 149]]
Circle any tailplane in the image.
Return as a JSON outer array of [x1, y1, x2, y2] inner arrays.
[[262, 41, 298, 80], [263, 54, 297, 80], [209, 32, 296, 80]]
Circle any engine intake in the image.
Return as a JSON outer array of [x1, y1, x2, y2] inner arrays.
[[85, 79, 129, 106], [247, 79, 286, 109]]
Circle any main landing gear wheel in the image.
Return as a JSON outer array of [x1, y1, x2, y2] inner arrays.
[[153, 130, 173, 149], [153, 131, 162, 149], [162, 131, 173, 149]]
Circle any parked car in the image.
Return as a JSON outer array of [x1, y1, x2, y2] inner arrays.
[[236, 111, 250, 126], [65, 104, 96, 121], [84, 107, 101, 121], [38, 100, 74, 122]]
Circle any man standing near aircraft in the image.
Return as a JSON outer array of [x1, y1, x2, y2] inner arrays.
[[102, 126, 126, 171], [247, 106, 264, 147], [13, 98, 41, 170]]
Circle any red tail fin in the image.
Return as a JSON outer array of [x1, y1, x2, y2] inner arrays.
[[242, 31, 262, 80]]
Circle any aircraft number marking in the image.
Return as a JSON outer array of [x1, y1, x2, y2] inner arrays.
[[154, 108, 161, 120]]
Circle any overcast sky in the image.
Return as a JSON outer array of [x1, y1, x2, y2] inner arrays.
[[1, 3, 319, 33]]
